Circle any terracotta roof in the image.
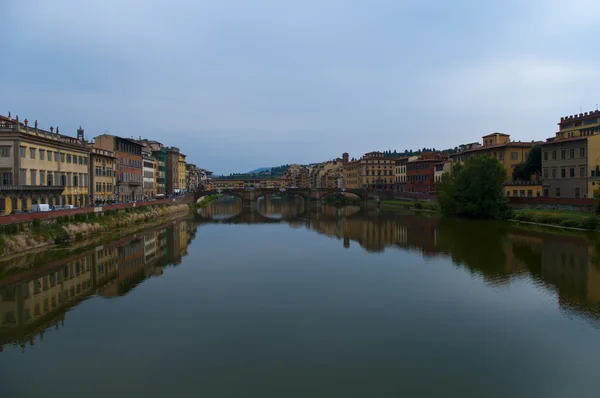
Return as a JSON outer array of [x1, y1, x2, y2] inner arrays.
[[408, 157, 448, 163], [482, 132, 510, 138], [450, 141, 540, 156]]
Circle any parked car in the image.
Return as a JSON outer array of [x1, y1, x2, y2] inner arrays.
[[63, 204, 76, 210], [10, 209, 24, 215], [31, 204, 51, 212], [52, 205, 63, 211]]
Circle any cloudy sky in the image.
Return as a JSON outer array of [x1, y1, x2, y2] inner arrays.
[[2, 0, 600, 174]]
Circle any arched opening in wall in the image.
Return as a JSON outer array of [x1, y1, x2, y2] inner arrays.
[[256, 192, 307, 220], [196, 194, 242, 221]]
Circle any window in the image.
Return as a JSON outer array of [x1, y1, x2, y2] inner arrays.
[[84, 157, 88, 165], [561, 168, 566, 178], [575, 187, 581, 198], [580, 148, 586, 158], [543, 151, 548, 161], [498, 152, 504, 160], [40, 171, 45, 185], [570, 149, 575, 158], [543, 169, 548, 179], [527, 190, 533, 197], [544, 189, 549, 197], [61, 153, 65, 163], [510, 152, 518, 160], [39, 150, 45, 160], [20, 147, 26, 158], [30, 169, 37, 185], [561, 149, 566, 159], [0, 171, 12, 185], [570, 168, 575, 178], [30, 148, 36, 159], [556, 187, 561, 197], [580, 167, 585, 177], [0, 146, 10, 157], [520, 190, 525, 197], [552, 151, 556, 160], [54, 152, 59, 162], [513, 190, 517, 196], [552, 169, 556, 178], [506, 191, 510, 196], [48, 172, 53, 186], [66, 154, 71, 164]]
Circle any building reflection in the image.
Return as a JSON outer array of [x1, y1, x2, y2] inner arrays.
[[304, 208, 600, 322], [4, 203, 600, 349], [0, 219, 196, 351]]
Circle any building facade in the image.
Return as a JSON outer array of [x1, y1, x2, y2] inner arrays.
[[554, 110, 600, 140], [0, 116, 90, 214], [90, 147, 116, 204], [406, 153, 448, 194], [360, 151, 395, 191], [433, 160, 452, 184], [540, 135, 600, 198], [165, 147, 180, 196], [142, 145, 156, 200], [177, 153, 187, 193], [450, 133, 540, 182], [394, 156, 418, 192], [94, 135, 143, 202]]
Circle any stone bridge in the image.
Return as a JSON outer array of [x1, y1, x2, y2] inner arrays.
[[194, 188, 393, 204]]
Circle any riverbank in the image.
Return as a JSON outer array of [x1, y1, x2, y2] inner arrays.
[[381, 199, 599, 232], [0, 204, 190, 256], [195, 194, 224, 208], [380, 199, 440, 212], [510, 209, 597, 231]]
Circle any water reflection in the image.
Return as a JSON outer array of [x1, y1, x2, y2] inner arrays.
[[0, 219, 196, 351], [3, 199, 600, 353], [198, 200, 600, 322]]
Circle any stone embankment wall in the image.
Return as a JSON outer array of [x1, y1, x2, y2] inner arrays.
[[0, 202, 191, 256]]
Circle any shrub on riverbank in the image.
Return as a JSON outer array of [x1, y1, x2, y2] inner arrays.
[[512, 209, 597, 230], [380, 200, 439, 212], [438, 155, 510, 219], [323, 194, 360, 207], [195, 194, 224, 208]]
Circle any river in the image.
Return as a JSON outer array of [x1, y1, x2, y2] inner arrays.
[[1, 196, 600, 397]]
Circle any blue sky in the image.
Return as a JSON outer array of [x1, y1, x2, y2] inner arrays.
[[2, 0, 600, 174]]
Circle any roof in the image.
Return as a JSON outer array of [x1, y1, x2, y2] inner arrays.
[[408, 157, 448, 163], [450, 141, 540, 156], [542, 136, 587, 145], [482, 132, 510, 138]]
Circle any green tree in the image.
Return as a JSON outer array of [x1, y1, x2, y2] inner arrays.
[[512, 162, 529, 181], [438, 155, 510, 219], [525, 145, 542, 178], [512, 145, 542, 181]]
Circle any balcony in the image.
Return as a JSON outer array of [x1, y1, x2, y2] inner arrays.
[[0, 184, 65, 195]]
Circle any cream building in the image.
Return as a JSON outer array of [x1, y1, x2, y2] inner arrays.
[[0, 115, 90, 213], [90, 148, 116, 204]]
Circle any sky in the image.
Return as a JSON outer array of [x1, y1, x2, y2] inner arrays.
[[2, 0, 600, 175]]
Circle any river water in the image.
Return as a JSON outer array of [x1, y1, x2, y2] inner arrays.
[[1, 197, 600, 397]]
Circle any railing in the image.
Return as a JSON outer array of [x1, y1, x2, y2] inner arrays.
[[0, 184, 66, 191]]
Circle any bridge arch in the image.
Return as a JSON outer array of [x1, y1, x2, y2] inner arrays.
[[195, 190, 244, 203]]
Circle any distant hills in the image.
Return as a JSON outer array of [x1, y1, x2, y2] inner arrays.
[[246, 167, 271, 174]]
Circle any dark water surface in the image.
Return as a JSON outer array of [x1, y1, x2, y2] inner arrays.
[[2, 197, 600, 397]]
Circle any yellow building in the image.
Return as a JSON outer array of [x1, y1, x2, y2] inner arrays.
[[0, 115, 90, 214], [504, 182, 543, 197], [90, 148, 116, 204], [554, 110, 600, 140], [177, 153, 186, 192], [450, 133, 541, 182], [342, 151, 395, 191]]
